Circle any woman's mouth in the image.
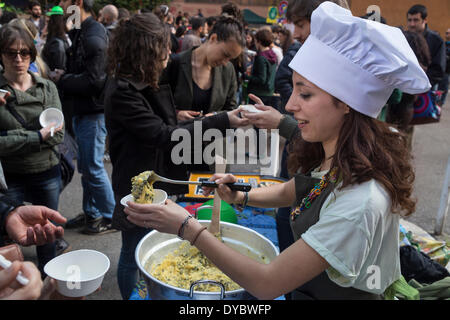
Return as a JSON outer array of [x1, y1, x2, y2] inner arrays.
[[297, 119, 309, 129]]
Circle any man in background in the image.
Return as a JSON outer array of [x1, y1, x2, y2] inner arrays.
[[28, 1, 45, 35], [407, 4, 446, 89]]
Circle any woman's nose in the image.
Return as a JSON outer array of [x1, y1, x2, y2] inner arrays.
[[285, 94, 298, 113]]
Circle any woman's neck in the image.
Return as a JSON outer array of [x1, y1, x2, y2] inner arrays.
[[3, 71, 32, 91], [192, 46, 210, 69], [320, 138, 338, 171]]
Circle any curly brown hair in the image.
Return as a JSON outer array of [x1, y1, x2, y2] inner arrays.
[[107, 13, 170, 88], [288, 106, 416, 216]]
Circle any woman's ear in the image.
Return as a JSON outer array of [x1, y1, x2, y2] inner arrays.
[[208, 33, 217, 44]]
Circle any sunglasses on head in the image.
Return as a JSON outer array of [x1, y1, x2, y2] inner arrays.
[[2, 49, 32, 60]]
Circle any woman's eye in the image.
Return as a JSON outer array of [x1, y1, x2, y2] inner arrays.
[[300, 94, 311, 99]]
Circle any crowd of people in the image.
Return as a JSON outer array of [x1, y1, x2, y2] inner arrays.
[[0, 0, 448, 301]]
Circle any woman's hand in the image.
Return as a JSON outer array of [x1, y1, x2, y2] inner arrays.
[[227, 108, 249, 128], [177, 110, 201, 122], [202, 173, 245, 205], [39, 122, 64, 141], [0, 261, 43, 300], [5, 205, 66, 247], [124, 199, 191, 235], [0, 91, 11, 106], [241, 94, 283, 129]]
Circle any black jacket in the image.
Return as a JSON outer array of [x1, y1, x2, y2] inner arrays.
[[58, 17, 108, 116], [104, 77, 231, 231], [423, 27, 446, 87], [275, 41, 301, 112], [42, 36, 69, 71], [162, 48, 237, 113]]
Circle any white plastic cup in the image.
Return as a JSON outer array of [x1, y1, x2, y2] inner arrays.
[[39, 108, 64, 136]]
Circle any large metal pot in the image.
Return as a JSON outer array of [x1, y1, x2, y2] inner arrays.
[[135, 220, 279, 300]]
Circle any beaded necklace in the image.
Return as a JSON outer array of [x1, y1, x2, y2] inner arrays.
[[290, 167, 338, 221]]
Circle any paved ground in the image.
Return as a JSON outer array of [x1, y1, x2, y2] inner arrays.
[[21, 96, 450, 300]]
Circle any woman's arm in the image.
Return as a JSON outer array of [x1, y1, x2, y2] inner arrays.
[[124, 200, 329, 300], [205, 173, 296, 209]]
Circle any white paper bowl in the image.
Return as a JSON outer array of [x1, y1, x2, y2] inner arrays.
[[120, 189, 168, 207], [39, 108, 64, 128], [240, 104, 263, 113], [44, 249, 110, 298]]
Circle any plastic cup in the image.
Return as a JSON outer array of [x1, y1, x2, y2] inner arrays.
[[39, 108, 64, 136]]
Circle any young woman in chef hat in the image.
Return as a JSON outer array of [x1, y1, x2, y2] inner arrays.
[[124, 2, 431, 300]]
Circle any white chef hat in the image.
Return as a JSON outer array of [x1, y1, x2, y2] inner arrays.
[[288, 1, 431, 118]]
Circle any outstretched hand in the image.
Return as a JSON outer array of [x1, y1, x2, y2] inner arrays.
[[241, 94, 283, 129], [5, 206, 66, 247]]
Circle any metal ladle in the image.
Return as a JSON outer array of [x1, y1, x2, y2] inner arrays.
[[146, 171, 251, 192]]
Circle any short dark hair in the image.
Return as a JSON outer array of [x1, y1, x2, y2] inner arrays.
[[407, 4, 427, 20], [0, 11, 18, 25], [255, 28, 273, 47], [190, 16, 206, 31], [206, 16, 217, 28], [208, 14, 245, 47], [175, 25, 187, 38], [0, 25, 37, 64], [28, 1, 41, 10], [286, 0, 349, 23]]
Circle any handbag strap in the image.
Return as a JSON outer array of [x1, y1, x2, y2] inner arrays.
[[5, 103, 32, 130]]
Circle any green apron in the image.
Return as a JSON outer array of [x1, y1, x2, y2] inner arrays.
[[289, 172, 381, 300]]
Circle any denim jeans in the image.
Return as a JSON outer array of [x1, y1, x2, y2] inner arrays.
[[117, 228, 149, 300], [72, 114, 115, 220], [4, 173, 61, 274]]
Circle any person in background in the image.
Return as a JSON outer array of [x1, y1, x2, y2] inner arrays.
[[153, 5, 179, 54], [164, 15, 244, 121], [175, 25, 187, 54], [8, 19, 48, 76], [125, 2, 430, 300], [0, 11, 17, 28], [118, 8, 130, 22], [99, 4, 118, 38], [42, 6, 69, 73], [245, 28, 278, 107], [103, 13, 247, 299], [386, 30, 431, 151], [206, 16, 217, 34], [56, 0, 115, 235], [406, 4, 446, 90], [28, 1, 45, 36], [0, 25, 67, 275], [180, 16, 206, 52], [278, 26, 294, 55]]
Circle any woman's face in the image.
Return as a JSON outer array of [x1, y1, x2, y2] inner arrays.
[[246, 34, 253, 46], [205, 35, 242, 68], [1, 40, 32, 76], [285, 72, 349, 144], [293, 19, 310, 44]]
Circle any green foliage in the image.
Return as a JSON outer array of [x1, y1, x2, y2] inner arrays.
[[92, 0, 171, 13]]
